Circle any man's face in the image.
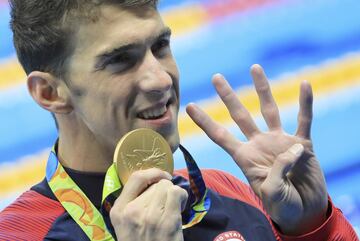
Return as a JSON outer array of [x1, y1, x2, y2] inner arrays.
[[65, 5, 180, 152]]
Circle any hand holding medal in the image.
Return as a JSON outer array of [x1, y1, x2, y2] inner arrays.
[[109, 128, 187, 241]]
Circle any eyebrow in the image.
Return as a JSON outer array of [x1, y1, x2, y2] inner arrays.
[[94, 27, 172, 71]]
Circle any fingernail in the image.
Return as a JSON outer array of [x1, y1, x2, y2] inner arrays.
[[213, 73, 225, 80], [289, 144, 304, 157], [251, 64, 262, 74]]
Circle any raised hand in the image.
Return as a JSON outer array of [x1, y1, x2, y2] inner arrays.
[[110, 168, 188, 241], [186, 64, 328, 235]]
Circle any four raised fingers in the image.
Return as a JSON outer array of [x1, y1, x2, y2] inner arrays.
[[187, 64, 313, 157]]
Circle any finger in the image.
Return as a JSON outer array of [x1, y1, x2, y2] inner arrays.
[[186, 103, 241, 157], [212, 73, 260, 139], [164, 185, 188, 216], [144, 179, 173, 215], [260, 144, 304, 200], [114, 168, 172, 212], [296, 80, 313, 139], [251, 64, 282, 130]]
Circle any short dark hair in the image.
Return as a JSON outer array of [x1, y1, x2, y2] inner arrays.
[[9, 0, 158, 79]]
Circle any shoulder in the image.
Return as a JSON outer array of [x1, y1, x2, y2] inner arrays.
[[0, 189, 64, 240], [174, 168, 263, 209]]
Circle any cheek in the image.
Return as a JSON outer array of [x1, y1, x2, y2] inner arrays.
[[81, 96, 130, 146], [99, 88, 129, 121], [73, 85, 125, 126], [98, 84, 136, 132]]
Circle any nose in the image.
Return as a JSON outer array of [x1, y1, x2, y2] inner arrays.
[[137, 51, 173, 95]]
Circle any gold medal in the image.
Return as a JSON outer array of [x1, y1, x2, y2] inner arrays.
[[113, 128, 174, 185]]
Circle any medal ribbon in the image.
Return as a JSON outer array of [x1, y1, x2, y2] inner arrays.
[[46, 144, 211, 240], [178, 145, 211, 229], [46, 148, 114, 241]]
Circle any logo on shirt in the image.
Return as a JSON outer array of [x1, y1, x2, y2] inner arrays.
[[213, 231, 246, 241]]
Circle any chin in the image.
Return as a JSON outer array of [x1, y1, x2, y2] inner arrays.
[[165, 132, 180, 153], [170, 140, 180, 153]]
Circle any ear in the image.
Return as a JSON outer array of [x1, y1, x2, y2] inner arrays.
[[27, 71, 73, 114]]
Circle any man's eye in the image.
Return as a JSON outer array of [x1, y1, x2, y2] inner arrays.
[[104, 52, 137, 73], [107, 53, 133, 65], [152, 39, 170, 57]]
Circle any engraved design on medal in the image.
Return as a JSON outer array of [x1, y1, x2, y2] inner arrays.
[[121, 137, 167, 172], [114, 128, 174, 184]]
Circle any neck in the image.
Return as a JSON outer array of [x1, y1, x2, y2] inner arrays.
[[57, 118, 114, 173]]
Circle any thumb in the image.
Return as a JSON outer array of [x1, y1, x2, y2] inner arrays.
[[272, 143, 304, 179], [260, 144, 304, 200]]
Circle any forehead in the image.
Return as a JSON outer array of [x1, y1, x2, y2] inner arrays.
[[72, 5, 165, 58]]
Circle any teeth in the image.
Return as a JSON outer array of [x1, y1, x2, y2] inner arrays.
[[139, 106, 167, 119]]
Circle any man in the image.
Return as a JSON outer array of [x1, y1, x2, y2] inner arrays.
[[0, 0, 357, 240]]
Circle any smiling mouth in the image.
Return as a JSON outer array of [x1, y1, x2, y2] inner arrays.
[[137, 100, 172, 120]]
